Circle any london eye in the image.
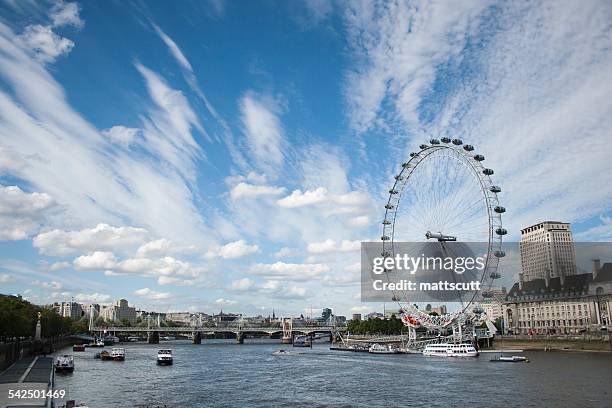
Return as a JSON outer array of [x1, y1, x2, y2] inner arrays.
[[380, 138, 506, 331]]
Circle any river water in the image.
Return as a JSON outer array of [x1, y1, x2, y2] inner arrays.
[[52, 340, 611, 407]]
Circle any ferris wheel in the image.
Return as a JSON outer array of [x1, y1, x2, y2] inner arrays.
[[380, 137, 506, 330]]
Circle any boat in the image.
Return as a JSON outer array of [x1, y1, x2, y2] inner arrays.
[[88, 339, 105, 348], [160, 335, 176, 341], [54, 355, 74, 373], [398, 347, 421, 354], [103, 335, 119, 345], [157, 349, 173, 365], [127, 336, 140, 342], [272, 349, 302, 356], [292, 335, 312, 348], [368, 344, 398, 354], [490, 355, 529, 363], [99, 350, 112, 361], [110, 347, 125, 361], [72, 344, 86, 352], [423, 343, 479, 357]]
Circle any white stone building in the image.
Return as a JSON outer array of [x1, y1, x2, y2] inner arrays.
[[519, 221, 576, 282]]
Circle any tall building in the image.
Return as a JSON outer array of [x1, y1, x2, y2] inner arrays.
[[101, 299, 136, 323], [352, 313, 362, 321], [52, 301, 83, 319], [520, 221, 576, 282]]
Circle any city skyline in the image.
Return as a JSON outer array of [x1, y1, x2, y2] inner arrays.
[[1, 1, 611, 317]]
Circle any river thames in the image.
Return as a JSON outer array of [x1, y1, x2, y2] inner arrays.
[[52, 340, 611, 407]]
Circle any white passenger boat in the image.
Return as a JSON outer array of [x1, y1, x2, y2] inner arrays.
[[368, 344, 398, 354], [423, 343, 479, 357], [54, 355, 74, 373], [157, 349, 173, 365], [110, 347, 125, 361]]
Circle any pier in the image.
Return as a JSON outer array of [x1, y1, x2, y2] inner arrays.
[[0, 356, 54, 408]]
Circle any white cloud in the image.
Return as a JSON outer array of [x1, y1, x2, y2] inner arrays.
[[344, 0, 489, 133], [74, 292, 111, 303], [0, 21, 212, 249], [134, 287, 171, 300], [0, 185, 54, 240], [274, 247, 300, 258], [215, 298, 237, 306], [0, 274, 14, 283], [50, 261, 70, 271], [33, 223, 149, 256], [19, 25, 74, 63], [102, 126, 140, 146], [250, 262, 329, 281], [31, 279, 62, 290], [277, 187, 328, 208], [239, 92, 285, 172], [230, 182, 286, 200], [73, 251, 117, 270], [50, 1, 84, 28], [307, 239, 360, 254], [228, 278, 255, 291], [206, 240, 260, 259]]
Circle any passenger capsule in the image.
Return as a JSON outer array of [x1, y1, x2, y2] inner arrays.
[[389, 189, 399, 195], [490, 272, 501, 279], [395, 175, 404, 181], [381, 236, 390, 241], [381, 251, 391, 257], [452, 138, 463, 145], [430, 139, 440, 145], [420, 144, 428, 149], [495, 228, 507, 235], [494, 206, 506, 213], [490, 186, 501, 193], [473, 154, 485, 161], [382, 220, 391, 225], [483, 168, 494, 175], [494, 250, 506, 258], [463, 145, 474, 151], [385, 204, 395, 210], [410, 152, 419, 158], [441, 137, 451, 143], [402, 162, 411, 168], [473, 306, 484, 314], [481, 291, 493, 299]]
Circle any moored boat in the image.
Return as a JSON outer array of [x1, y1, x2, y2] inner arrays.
[[54, 355, 74, 373], [490, 355, 529, 363], [157, 349, 173, 365], [368, 344, 398, 354], [423, 343, 479, 357], [88, 339, 105, 348], [292, 335, 312, 347], [110, 347, 125, 361], [72, 344, 86, 352]]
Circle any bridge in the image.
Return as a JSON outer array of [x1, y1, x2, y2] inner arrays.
[[89, 315, 347, 344]]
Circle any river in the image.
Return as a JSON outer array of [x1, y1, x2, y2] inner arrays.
[[52, 340, 611, 407]]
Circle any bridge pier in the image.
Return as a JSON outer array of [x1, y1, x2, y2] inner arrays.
[[148, 331, 159, 344], [193, 331, 202, 344], [281, 335, 292, 344], [236, 332, 245, 344]]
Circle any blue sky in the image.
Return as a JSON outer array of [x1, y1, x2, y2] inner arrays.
[[0, 0, 610, 317]]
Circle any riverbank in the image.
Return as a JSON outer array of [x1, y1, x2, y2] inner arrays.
[[490, 337, 611, 352]]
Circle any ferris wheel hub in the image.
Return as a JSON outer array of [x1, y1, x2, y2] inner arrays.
[[425, 231, 457, 242]]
